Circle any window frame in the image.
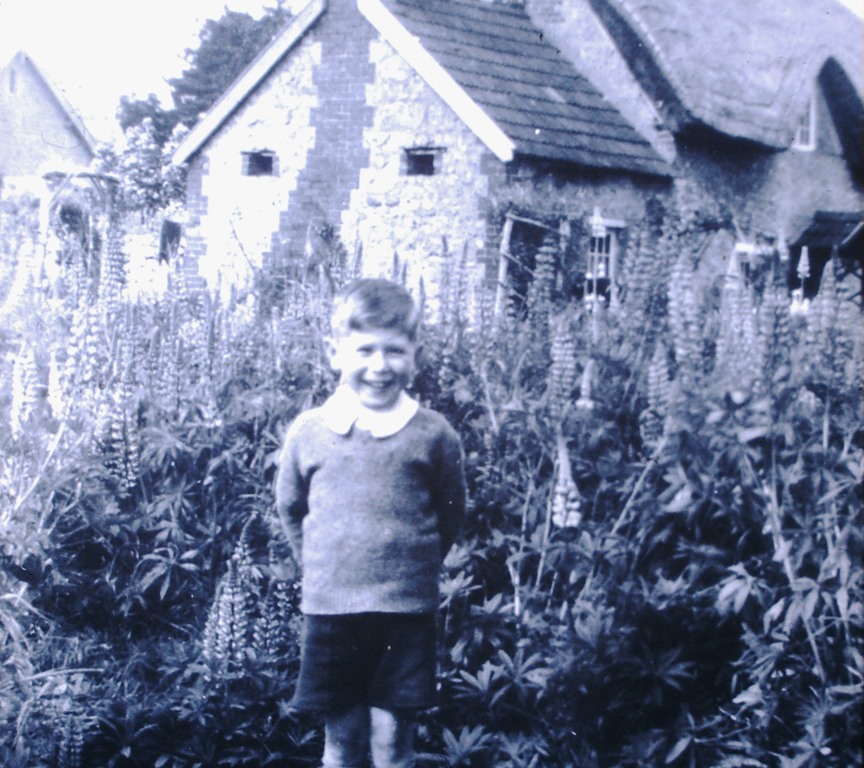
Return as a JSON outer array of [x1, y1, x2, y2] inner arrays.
[[585, 210, 624, 307], [402, 146, 445, 177], [792, 95, 817, 151], [241, 150, 278, 177]]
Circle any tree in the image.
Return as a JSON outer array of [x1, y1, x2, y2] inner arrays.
[[169, 5, 291, 128], [116, 4, 291, 145], [116, 94, 178, 148], [114, 3, 290, 214]]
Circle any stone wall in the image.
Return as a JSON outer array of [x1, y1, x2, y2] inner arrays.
[[183, 30, 322, 290], [344, 35, 493, 304], [181, 0, 674, 309]]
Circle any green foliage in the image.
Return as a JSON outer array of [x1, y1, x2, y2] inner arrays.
[[1, 193, 862, 767], [169, 6, 292, 129], [114, 4, 291, 216], [117, 4, 292, 140]]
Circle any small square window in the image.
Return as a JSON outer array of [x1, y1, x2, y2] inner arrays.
[[403, 147, 444, 176], [242, 150, 277, 176]]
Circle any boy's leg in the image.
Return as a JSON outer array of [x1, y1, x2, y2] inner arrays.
[[369, 707, 416, 768], [322, 704, 369, 768]]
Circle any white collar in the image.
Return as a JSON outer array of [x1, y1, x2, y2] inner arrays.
[[321, 385, 419, 438]]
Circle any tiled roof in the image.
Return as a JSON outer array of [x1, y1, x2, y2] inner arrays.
[[589, 0, 863, 148], [382, 0, 670, 177]]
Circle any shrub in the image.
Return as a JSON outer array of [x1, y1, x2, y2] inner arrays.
[[1, 203, 861, 767]]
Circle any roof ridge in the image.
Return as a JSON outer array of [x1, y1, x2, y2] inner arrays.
[[385, 0, 669, 175], [173, 0, 328, 165], [4, 51, 100, 153]]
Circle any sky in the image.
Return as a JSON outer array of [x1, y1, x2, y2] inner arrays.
[[1, 0, 862, 144], [0, 0, 281, 140]]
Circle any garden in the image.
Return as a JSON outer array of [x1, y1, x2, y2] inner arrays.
[[1, 167, 861, 768]]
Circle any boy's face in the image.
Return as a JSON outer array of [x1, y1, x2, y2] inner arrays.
[[327, 327, 418, 411]]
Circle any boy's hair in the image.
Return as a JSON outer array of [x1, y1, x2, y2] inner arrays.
[[330, 278, 421, 341]]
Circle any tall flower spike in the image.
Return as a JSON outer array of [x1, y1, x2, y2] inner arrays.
[[10, 344, 39, 438], [527, 236, 557, 326], [47, 350, 66, 421], [551, 431, 581, 529], [548, 310, 578, 416], [100, 199, 127, 316], [757, 284, 792, 390], [641, 344, 671, 446], [716, 248, 759, 392], [57, 715, 85, 768], [575, 358, 595, 411], [806, 260, 843, 391], [667, 250, 701, 391]]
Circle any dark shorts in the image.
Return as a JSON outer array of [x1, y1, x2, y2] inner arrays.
[[292, 612, 438, 712]]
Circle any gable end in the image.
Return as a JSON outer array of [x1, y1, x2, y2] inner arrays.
[[173, 0, 328, 166], [358, 0, 516, 162]]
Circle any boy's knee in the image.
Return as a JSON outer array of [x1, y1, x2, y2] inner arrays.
[[323, 705, 368, 768], [369, 707, 415, 768], [322, 740, 366, 767]]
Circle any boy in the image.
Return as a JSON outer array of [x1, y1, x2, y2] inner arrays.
[[275, 278, 467, 768]]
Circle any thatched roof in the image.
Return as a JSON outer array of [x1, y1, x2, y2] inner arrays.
[[588, 0, 863, 148], [381, 0, 670, 176]]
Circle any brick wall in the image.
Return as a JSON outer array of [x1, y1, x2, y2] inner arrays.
[[273, 0, 376, 269], [181, 0, 673, 310], [181, 159, 207, 277]]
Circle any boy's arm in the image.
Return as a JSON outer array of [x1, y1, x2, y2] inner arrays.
[[274, 419, 309, 565], [434, 423, 467, 559]]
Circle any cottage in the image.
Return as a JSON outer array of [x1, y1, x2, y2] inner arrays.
[[0, 51, 111, 314], [0, 51, 98, 183], [526, 0, 863, 298], [172, 0, 673, 309]]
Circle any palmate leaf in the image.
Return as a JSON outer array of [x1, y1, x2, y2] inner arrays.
[[441, 724, 494, 764]]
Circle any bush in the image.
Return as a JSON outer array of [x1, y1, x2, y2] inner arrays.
[[1, 203, 861, 767]]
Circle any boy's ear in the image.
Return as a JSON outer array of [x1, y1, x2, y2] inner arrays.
[[323, 337, 341, 372]]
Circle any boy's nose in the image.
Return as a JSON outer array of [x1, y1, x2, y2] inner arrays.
[[368, 349, 388, 371]]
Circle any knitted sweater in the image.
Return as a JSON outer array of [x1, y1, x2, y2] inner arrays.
[[275, 402, 466, 615]]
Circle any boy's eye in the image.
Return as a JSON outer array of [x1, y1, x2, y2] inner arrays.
[[356, 345, 408, 357]]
